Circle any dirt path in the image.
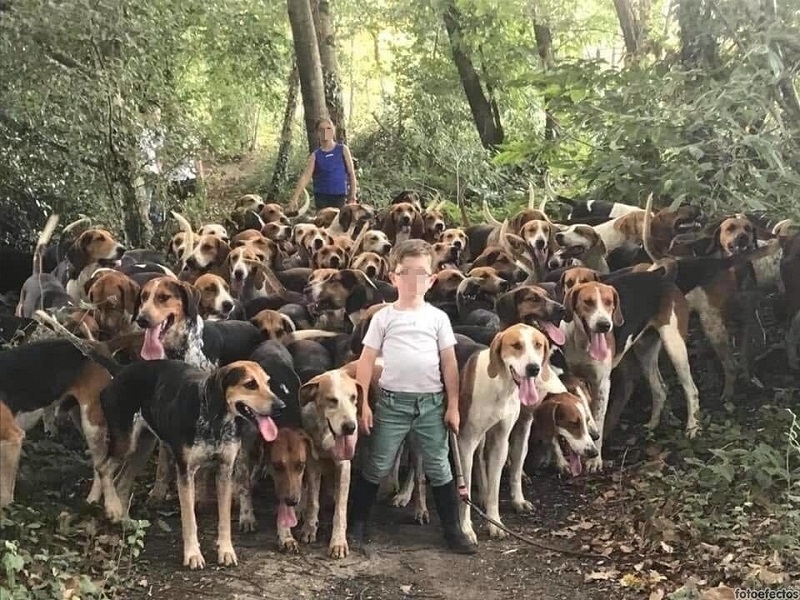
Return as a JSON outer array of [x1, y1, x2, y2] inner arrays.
[[129, 475, 614, 600]]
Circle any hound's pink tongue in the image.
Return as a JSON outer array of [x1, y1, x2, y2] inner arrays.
[[277, 504, 298, 529], [588, 333, 610, 361], [141, 324, 166, 360], [568, 451, 583, 477], [334, 431, 358, 461], [258, 416, 278, 442], [542, 322, 566, 346], [535, 248, 548, 266], [518, 377, 540, 407]]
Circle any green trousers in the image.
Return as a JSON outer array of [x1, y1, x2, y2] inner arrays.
[[362, 389, 452, 487]]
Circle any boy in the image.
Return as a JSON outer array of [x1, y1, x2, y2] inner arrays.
[[350, 239, 476, 554]]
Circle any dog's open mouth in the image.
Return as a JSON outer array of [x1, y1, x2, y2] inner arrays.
[[328, 420, 357, 461], [538, 320, 566, 346], [277, 501, 298, 529], [237, 402, 278, 442], [674, 218, 705, 233], [140, 314, 175, 360], [558, 435, 582, 477], [509, 366, 540, 407]]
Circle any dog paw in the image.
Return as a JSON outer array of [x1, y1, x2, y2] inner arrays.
[[461, 524, 478, 545], [298, 524, 317, 544], [280, 536, 299, 554], [217, 543, 238, 567], [184, 547, 206, 570], [86, 485, 103, 505], [105, 498, 124, 523], [391, 492, 412, 508], [584, 456, 604, 473], [511, 499, 533, 513], [238, 515, 257, 533], [685, 423, 701, 439], [487, 523, 508, 539], [414, 507, 430, 525], [328, 539, 349, 559]]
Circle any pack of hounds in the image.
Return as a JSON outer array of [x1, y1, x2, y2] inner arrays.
[[2, 181, 800, 569]]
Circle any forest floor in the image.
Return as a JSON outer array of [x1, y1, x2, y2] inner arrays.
[[3, 154, 799, 600]]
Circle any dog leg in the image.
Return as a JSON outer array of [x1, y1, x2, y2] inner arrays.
[[787, 311, 800, 370], [114, 430, 158, 518], [456, 431, 482, 545], [659, 324, 701, 438], [391, 436, 416, 508], [216, 445, 239, 566], [379, 441, 404, 499], [177, 465, 205, 569], [147, 442, 173, 505], [328, 459, 351, 559], [0, 407, 24, 509], [508, 410, 535, 513], [298, 459, 321, 544], [412, 450, 429, 525], [690, 290, 737, 403], [79, 403, 108, 505], [474, 437, 488, 509], [42, 405, 57, 437], [550, 438, 570, 475], [632, 335, 668, 432], [234, 452, 257, 532], [603, 358, 637, 441], [484, 421, 515, 539], [585, 378, 611, 472]]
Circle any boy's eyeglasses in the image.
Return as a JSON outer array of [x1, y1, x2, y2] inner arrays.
[[394, 268, 432, 278]]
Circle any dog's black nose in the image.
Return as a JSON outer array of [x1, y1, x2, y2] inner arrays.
[[555, 232, 565, 244], [272, 398, 286, 412], [115, 246, 126, 257], [234, 270, 245, 280], [595, 320, 611, 333], [330, 256, 341, 268], [535, 239, 546, 250], [548, 258, 560, 270], [552, 304, 566, 319], [222, 300, 233, 313], [284, 498, 299, 507], [186, 256, 198, 269], [136, 316, 150, 329], [342, 421, 356, 435], [402, 216, 411, 225], [589, 429, 600, 442], [586, 445, 599, 458], [435, 222, 445, 231], [525, 363, 540, 378], [314, 239, 324, 250]]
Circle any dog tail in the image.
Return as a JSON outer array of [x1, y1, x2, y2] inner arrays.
[[641, 192, 658, 263], [544, 173, 578, 207], [482, 200, 503, 228], [171, 211, 194, 268], [33, 215, 59, 276], [294, 188, 311, 218], [244, 259, 287, 296], [284, 329, 340, 343], [32, 309, 123, 376]]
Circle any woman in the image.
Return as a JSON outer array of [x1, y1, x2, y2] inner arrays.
[[288, 118, 358, 212]]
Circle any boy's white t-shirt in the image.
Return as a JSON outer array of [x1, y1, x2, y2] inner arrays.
[[362, 303, 457, 393]]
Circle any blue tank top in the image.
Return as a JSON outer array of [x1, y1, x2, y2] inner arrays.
[[313, 143, 348, 195]]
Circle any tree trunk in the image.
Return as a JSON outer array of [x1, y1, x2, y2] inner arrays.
[[441, 0, 504, 150], [287, 0, 328, 153], [613, 0, 641, 58], [678, 0, 718, 70], [763, 0, 800, 124], [532, 18, 558, 141], [268, 62, 300, 201], [311, 0, 346, 143]]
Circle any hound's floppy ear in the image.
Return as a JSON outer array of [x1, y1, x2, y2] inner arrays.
[[299, 429, 319, 461], [343, 269, 380, 314], [379, 257, 389, 279], [562, 286, 580, 323], [611, 287, 624, 327], [338, 205, 354, 232], [540, 335, 552, 382], [298, 380, 320, 407], [216, 238, 231, 263], [122, 278, 140, 315], [279, 313, 297, 334], [179, 281, 202, 323], [487, 330, 505, 379], [66, 233, 92, 272], [495, 288, 522, 327]]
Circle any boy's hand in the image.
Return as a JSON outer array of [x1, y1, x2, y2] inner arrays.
[[359, 405, 373, 435], [444, 405, 460, 434]]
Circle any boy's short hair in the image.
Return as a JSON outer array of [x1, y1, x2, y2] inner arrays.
[[389, 239, 433, 272]]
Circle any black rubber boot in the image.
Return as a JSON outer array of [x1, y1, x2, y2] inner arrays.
[[432, 480, 478, 555], [347, 474, 379, 551]]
